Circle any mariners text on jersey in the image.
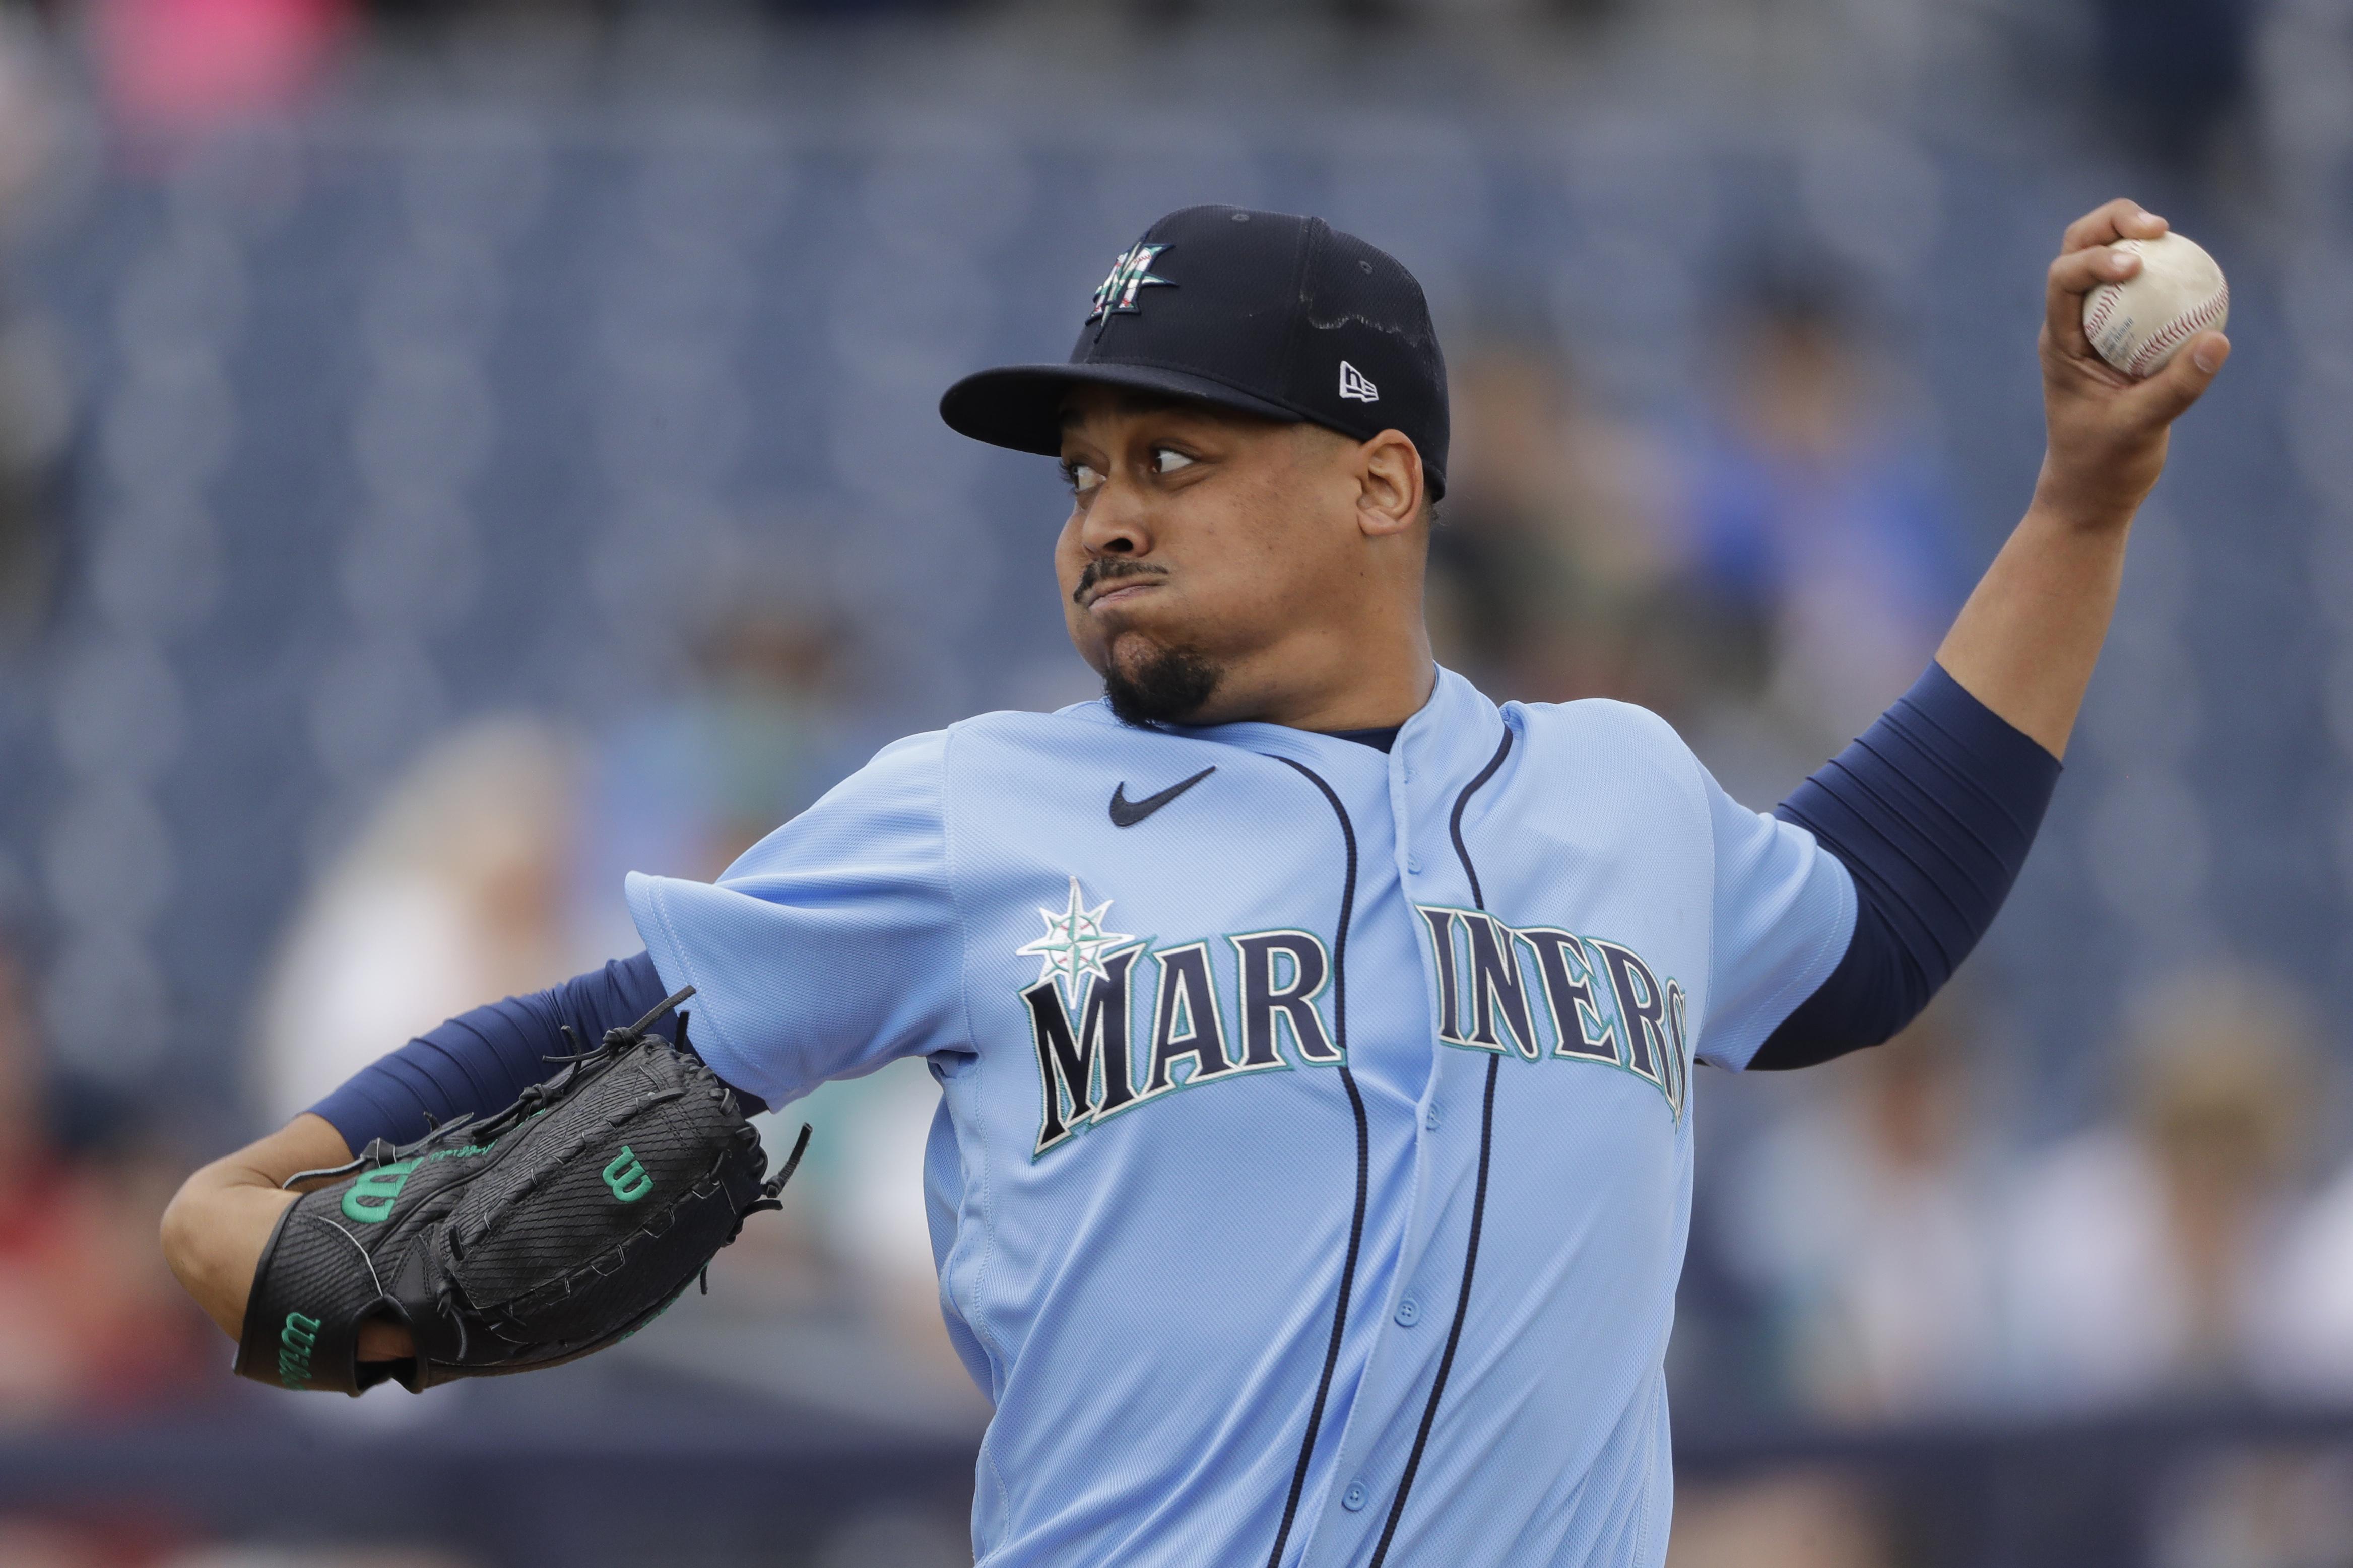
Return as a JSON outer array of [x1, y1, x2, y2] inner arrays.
[[624, 667, 1853, 1568], [1020, 885, 1690, 1160]]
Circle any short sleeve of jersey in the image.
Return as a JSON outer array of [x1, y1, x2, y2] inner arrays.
[[624, 729, 963, 1108], [1698, 765, 1856, 1071]]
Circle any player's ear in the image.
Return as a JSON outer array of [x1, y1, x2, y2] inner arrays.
[[1355, 430, 1423, 540]]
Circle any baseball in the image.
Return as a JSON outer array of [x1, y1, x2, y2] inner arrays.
[[2082, 231, 2229, 378]]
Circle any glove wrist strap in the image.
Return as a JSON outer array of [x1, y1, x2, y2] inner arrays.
[[234, 1187, 407, 1397]]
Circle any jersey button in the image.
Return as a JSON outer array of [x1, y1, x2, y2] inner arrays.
[[1342, 1481, 1369, 1512], [1406, 854, 1422, 874], [1395, 1296, 1422, 1327], [1424, 1108, 1441, 1131]]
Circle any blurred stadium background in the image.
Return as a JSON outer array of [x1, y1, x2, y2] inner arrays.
[[0, 0, 2349, 1563]]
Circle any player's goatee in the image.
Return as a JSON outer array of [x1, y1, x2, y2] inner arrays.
[[1103, 642, 1220, 727]]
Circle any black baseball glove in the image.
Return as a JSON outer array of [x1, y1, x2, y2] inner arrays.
[[235, 987, 806, 1396]]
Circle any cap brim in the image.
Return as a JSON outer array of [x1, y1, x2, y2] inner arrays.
[[939, 362, 1304, 456]]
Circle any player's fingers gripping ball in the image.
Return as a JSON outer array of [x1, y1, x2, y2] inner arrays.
[[236, 989, 808, 1395], [2082, 231, 2229, 378]]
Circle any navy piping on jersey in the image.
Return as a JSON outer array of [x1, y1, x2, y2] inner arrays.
[[1264, 756, 1371, 1568], [1369, 723, 1514, 1567]]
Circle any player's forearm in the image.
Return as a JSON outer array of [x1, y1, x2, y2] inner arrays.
[[305, 952, 708, 1155], [1931, 481, 2135, 760], [161, 1113, 353, 1341]]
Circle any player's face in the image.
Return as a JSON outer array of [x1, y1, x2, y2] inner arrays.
[[1055, 389, 1396, 726]]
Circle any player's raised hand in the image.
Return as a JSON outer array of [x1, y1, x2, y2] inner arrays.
[[2037, 198, 2229, 529]]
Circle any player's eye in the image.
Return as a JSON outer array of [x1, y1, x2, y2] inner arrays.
[[1062, 461, 1105, 496], [1150, 447, 1197, 476]]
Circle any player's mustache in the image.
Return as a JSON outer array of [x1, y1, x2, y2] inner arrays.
[[1074, 560, 1168, 605]]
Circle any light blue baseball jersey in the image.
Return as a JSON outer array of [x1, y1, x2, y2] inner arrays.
[[626, 666, 1852, 1567]]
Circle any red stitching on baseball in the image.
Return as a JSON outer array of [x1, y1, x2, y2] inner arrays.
[[2126, 281, 2228, 377], [2084, 289, 2118, 339]]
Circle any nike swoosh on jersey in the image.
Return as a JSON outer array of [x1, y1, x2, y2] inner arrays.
[[1108, 766, 1216, 828]]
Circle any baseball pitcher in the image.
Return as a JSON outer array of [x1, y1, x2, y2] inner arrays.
[[164, 198, 2222, 1566]]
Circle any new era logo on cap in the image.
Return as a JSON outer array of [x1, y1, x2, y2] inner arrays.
[[1338, 361, 1378, 403]]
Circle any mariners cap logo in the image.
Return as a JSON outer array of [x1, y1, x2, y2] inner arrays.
[[1088, 243, 1174, 323]]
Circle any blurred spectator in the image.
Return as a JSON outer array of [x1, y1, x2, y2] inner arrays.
[[0, 309, 69, 654], [0, 17, 58, 213], [811, 1504, 973, 1568], [595, 601, 842, 876], [1715, 998, 2005, 1422], [0, 933, 87, 1418], [1426, 332, 1690, 709], [0, 22, 67, 656], [0, 1523, 481, 1568], [163, 1547, 476, 1567], [255, 720, 580, 1125], [0, 936, 208, 1421], [90, 0, 356, 144], [769, 0, 986, 15], [571, 594, 851, 958], [2002, 970, 2322, 1407], [0, 1517, 129, 1568], [2147, 1448, 2353, 1568], [1675, 271, 1965, 800], [828, 1056, 972, 1390], [2269, 1116, 2353, 1399], [1667, 1471, 1890, 1568]]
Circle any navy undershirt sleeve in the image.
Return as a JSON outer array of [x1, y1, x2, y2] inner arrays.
[[304, 950, 765, 1153], [1750, 662, 2062, 1070]]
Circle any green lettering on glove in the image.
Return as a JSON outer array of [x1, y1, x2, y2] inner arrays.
[[342, 1157, 423, 1224], [602, 1147, 652, 1203]]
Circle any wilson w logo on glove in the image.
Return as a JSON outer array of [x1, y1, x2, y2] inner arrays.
[[341, 1158, 419, 1222], [602, 1148, 652, 1202], [234, 988, 808, 1396]]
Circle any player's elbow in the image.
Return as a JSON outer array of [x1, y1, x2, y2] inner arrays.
[[158, 1167, 228, 1329], [160, 1117, 353, 1341]]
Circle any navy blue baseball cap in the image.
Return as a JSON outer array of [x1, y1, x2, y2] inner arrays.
[[940, 204, 1450, 497]]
